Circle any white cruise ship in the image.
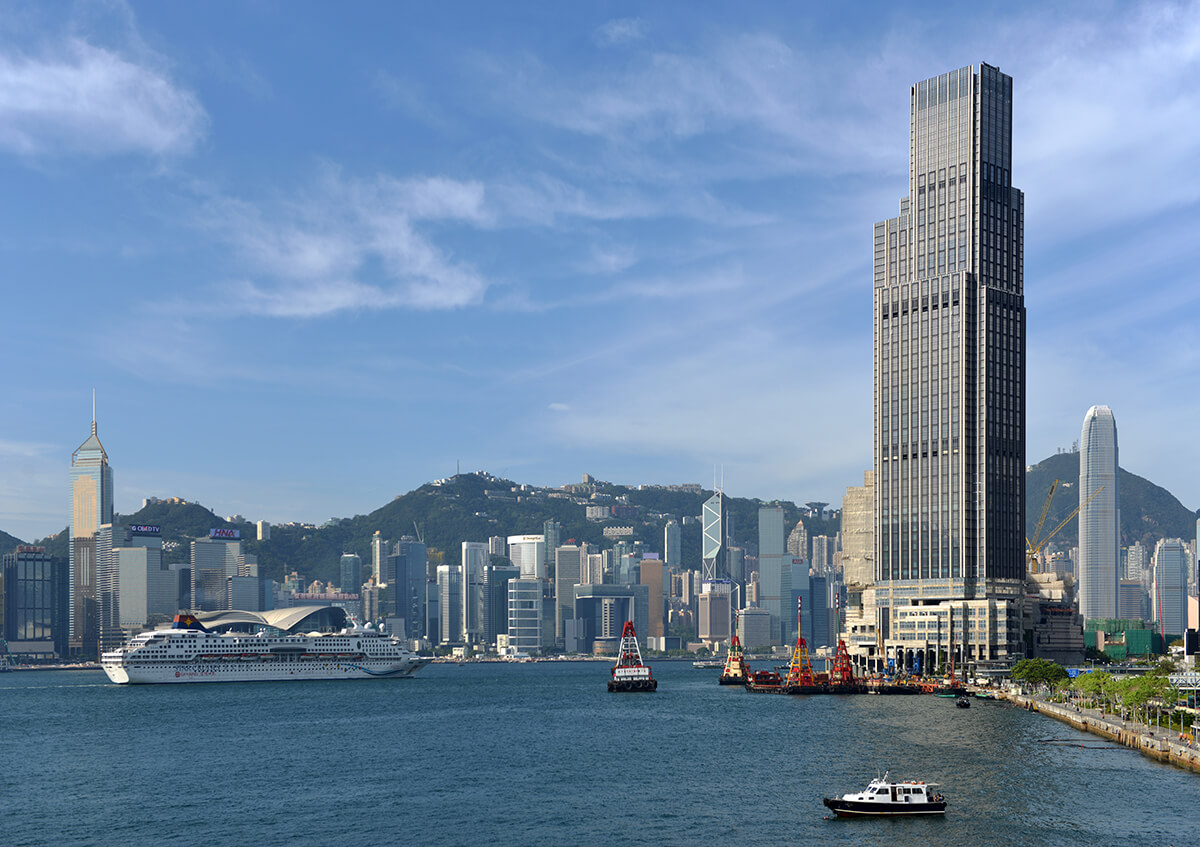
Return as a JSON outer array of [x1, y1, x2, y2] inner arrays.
[[101, 606, 430, 685]]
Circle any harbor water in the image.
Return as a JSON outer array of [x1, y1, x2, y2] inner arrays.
[[2, 660, 1194, 846]]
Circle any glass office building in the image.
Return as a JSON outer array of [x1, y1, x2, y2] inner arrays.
[[873, 64, 1025, 663], [1078, 405, 1119, 620]]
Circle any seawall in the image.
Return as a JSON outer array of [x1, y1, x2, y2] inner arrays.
[[1005, 692, 1200, 774]]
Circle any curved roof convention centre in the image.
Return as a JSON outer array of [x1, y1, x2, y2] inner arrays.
[[190, 606, 349, 634]]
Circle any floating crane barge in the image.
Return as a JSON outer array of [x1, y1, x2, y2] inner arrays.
[[608, 621, 657, 692]]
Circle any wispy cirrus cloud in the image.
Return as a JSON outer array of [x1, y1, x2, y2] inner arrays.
[[0, 37, 206, 157], [594, 18, 646, 47], [197, 170, 490, 316]]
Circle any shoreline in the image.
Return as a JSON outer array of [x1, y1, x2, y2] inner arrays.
[[1001, 689, 1200, 774]]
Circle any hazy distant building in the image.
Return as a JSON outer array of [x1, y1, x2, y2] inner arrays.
[[3, 546, 67, 659], [462, 542, 489, 644], [69, 415, 113, 659], [639, 559, 665, 639], [786, 520, 808, 561], [664, 520, 681, 569], [543, 520, 562, 570], [339, 553, 362, 594], [1118, 579, 1146, 622], [554, 544, 583, 644], [698, 580, 732, 646], [1152, 538, 1187, 638], [758, 506, 785, 644], [437, 564, 462, 644], [507, 578, 542, 653], [371, 531, 384, 584], [873, 63, 1026, 666], [1079, 406, 1119, 621], [257, 521, 271, 541], [702, 492, 727, 580], [738, 607, 771, 651], [568, 584, 649, 654], [488, 536, 506, 558], [190, 536, 241, 612], [508, 535, 546, 580], [483, 563, 520, 645]]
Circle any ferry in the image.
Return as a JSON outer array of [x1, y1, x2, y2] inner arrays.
[[823, 773, 947, 816], [101, 607, 429, 685]]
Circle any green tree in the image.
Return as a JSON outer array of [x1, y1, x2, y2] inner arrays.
[[1011, 658, 1068, 688]]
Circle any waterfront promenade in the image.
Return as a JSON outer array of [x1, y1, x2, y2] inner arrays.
[[1003, 689, 1200, 774]]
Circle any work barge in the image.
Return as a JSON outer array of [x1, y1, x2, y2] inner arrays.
[[730, 598, 965, 697]]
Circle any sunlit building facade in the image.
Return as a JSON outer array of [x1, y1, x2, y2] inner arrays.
[[69, 417, 113, 658], [1078, 405, 1119, 621]]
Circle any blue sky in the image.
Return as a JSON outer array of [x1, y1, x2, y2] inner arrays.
[[2, 1, 1199, 542]]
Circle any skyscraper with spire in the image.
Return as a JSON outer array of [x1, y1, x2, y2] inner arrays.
[[69, 405, 113, 659]]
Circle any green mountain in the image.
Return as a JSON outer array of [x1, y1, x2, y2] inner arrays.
[[1025, 452, 1197, 552], [1, 528, 27, 556]]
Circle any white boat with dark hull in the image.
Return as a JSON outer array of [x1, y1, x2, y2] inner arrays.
[[823, 773, 947, 817], [102, 607, 429, 685]]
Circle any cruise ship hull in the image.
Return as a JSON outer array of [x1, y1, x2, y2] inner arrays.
[[103, 656, 429, 685]]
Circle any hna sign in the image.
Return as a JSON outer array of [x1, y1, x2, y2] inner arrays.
[[210, 528, 241, 539]]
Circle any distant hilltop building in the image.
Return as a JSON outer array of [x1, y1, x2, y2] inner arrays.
[[1078, 406, 1119, 621]]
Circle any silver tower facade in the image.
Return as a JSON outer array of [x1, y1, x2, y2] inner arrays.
[[1078, 405, 1119, 621], [872, 64, 1025, 665]]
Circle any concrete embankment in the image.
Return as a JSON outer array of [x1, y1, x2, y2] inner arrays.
[[1004, 692, 1200, 774]]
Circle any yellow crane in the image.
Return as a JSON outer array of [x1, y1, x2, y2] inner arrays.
[[1026, 479, 1104, 575]]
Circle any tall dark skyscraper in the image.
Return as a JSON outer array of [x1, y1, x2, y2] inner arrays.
[[872, 63, 1025, 665]]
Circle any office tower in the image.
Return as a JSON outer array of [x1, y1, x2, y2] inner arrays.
[[569, 584, 649, 653], [738, 607, 771, 651], [69, 414, 113, 658], [1151, 538, 1187, 638], [582, 552, 605, 586], [483, 563, 520, 645], [697, 580, 731, 646], [1117, 579, 1146, 622], [758, 506, 785, 643], [339, 553, 362, 594], [842, 473, 875, 588], [190, 536, 240, 611], [98, 524, 169, 649], [639, 559, 665, 639], [507, 578, 542, 653], [1079, 406, 1119, 620], [543, 520, 562, 570], [873, 63, 1026, 664], [437, 564, 462, 644], [664, 520, 681, 569], [702, 491, 727, 580], [384, 536, 427, 638], [371, 531, 384, 584], [3, 546, 67, 659], [256, 521, 271, 541], [786, 520, 808, 561], [554, 544, 582, 644], [462, 542, 489, 644], [1126, 542, 1147, 582], [811, 536, 834, 574], [508, 535, 546, 580], [488, 536, 506, 558]]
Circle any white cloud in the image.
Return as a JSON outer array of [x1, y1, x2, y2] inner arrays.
[[595, 18, 646, 47], [0, 37, 206, 156], [198, 172, 490, 315]]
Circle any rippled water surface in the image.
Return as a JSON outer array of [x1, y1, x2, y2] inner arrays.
[[2, 662, 1194, 846]]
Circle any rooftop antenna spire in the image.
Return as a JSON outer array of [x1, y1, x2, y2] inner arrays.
[[91, 388, 97, 435]]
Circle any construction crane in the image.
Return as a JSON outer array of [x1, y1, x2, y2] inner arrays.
[[1025, 479, 1104, 575]]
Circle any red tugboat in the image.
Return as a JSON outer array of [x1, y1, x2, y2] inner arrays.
[[719, 612, 750, 685], [608, 621, 657, 692]]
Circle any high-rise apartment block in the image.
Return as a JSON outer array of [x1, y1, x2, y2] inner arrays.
[[873, 63, 1026, 667], [1078, 406, 1119, 620], [69, 416, 113, 658]]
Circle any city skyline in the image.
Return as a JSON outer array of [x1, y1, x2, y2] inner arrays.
[[3, 2, 1200, 543]]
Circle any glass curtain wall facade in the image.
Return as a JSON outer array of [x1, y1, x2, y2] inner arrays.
[[702, 492, 726, 580], [69, 419, 113, 658], [873, 64, 1025, 662], [1078, 405, 1119, 620]]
